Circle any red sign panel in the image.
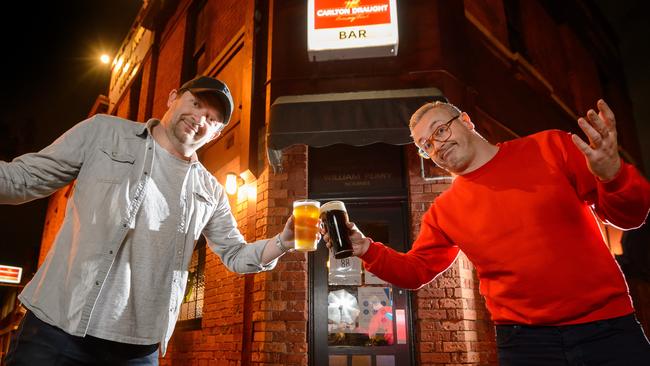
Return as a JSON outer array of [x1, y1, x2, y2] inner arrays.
[[0, 265, 22, 284], [314, 0, 391, 29]]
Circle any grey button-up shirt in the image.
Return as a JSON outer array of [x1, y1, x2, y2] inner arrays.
[[0, 114, 277, 355]]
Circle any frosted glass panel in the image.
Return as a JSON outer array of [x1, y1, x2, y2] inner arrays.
[[329, 252, 362, 285], [328, 286, 395, 347], [377, 355, 395, 366], [351, 355, 371, 366], [329, 355, 347, 366]]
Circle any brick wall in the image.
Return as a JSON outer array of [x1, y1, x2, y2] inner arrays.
[[151, 13, 186, 119], [137, 57, 154, 122], [114, 87, 132, 119], [161, 251, 247, 365], [250, 145, 309, 365], [38, 184, 74, 266], [204, 0, 246, 65]]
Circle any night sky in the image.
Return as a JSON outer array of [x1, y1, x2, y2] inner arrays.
[[0, 0, 143, 278], [0, 1, 648, 281]]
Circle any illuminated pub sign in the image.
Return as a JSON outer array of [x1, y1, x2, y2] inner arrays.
[[0, 265, 22, 284], [307, 0, 399, 61]]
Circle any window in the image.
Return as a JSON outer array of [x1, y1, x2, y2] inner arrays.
[[177, 237, 206, 330], [181, 0, 208, 83]]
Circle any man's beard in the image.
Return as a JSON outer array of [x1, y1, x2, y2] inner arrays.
[[171, 117, 198, 144]]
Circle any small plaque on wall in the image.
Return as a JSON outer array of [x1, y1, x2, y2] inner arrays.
[[420, 156, 453, 183]]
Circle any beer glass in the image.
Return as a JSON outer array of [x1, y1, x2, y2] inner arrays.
[[320, 201, 354, 259], [293, 199, 321, 251]]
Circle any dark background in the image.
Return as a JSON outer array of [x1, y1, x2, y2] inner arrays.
[[0, 1, 648, 282], [0, 0, 143, 278], [595, 0, 650, 176]]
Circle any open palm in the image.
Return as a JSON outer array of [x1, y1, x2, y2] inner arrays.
[[571, 99, 621, 181]]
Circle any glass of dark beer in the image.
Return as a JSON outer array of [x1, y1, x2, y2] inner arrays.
[[320, 201, 354, 259]]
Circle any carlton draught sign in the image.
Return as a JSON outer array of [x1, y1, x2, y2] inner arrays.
[[307, 0, 399, 61]]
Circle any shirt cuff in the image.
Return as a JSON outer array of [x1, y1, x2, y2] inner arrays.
[[260, 258, 278, 271], [359, 238, 381, 264], [259, 235, 282, 271]]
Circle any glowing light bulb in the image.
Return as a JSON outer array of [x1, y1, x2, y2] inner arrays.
[[246, 184, 257, 200], [225, 173, 238, 195]]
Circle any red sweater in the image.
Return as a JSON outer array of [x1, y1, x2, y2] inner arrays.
[[361, 130, 650, 325]]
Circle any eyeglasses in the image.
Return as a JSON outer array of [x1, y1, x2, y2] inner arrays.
[[416, 115, 459, 159]]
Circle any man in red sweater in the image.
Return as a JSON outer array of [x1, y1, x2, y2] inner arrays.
[[324, 99, 650, 365]]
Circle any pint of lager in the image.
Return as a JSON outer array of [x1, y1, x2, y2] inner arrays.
[[320, 201, 354, 259], [293, 199, 321, 251]]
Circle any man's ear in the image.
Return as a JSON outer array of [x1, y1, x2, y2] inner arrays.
[[167, 89, 179, 108], [460, 112, 475, 130]]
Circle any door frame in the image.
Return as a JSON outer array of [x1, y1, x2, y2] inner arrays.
[[308, 198, 416, 366]]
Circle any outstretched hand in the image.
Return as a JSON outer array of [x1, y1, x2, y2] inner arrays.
[[321, 221, 371, 257], [278, 215, 323, 250], [279, 215, 295, 244], [571, 99, 621, 181]]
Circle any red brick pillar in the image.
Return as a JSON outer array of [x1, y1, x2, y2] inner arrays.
[[251, 145, 309, 365], [39, 184, 74, 266]]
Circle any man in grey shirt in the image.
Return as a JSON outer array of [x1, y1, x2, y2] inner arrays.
[[1, 76, 301, 365]]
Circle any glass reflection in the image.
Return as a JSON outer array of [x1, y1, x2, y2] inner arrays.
[[327, 286, 395, 347], [328, 289, 360, 331]]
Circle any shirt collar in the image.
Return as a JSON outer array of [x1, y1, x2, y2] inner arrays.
[[135, 118, 160, 137]]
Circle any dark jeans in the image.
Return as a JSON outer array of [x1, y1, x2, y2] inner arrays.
[[496, 313, 650, 365], [5, 311, 159, 366]]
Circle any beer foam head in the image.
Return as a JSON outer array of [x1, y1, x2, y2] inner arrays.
[[293, 199, 320, 208], [320, 200, 346, 213]]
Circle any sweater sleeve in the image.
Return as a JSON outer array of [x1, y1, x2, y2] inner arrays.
[[557, 131, 650, 229], [360, 206, 460, 289]]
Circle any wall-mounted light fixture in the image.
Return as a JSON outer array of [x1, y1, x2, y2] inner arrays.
[[225, 172, 239, 195], [225, 171, 258, 198]]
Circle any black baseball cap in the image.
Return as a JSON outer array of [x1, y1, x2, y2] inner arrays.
[[179, 76, 234, 124]]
